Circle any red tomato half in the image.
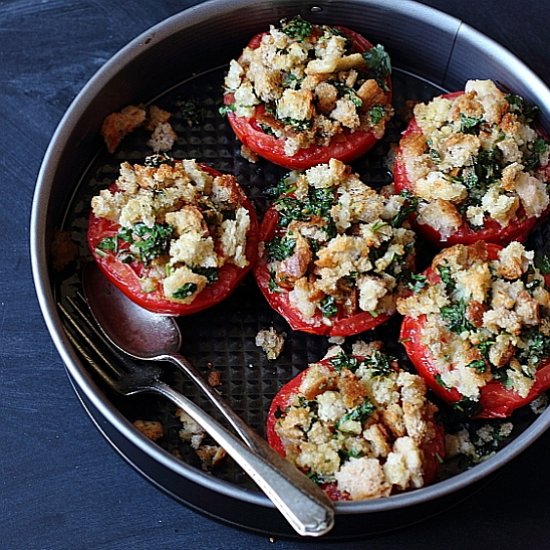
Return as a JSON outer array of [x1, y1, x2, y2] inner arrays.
[[224, 26, 391, 169], [254, 207, 393, 337], [266, 357, 446, 501], [394, 92, 548, 247], [399, 243, 550, 418], [87, 164, 259, 316]]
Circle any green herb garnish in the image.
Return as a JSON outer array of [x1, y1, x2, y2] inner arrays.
[[466, 359, 487, 373], [172, 282, 198, 300], [280, 16, 313, 40], [336, 399, 375, 430], [192, 267, 219, 284], [328, 352, 360, 372], [362, 44, 392, 83], [391, 191, 418, 227], [265, 235, 296, 261], [437, 262, 455, 293], [460, 113, 483, 134], [408, 273, 427, 293], [129, 222, 174, 264], [368, 104, 386, 125], [319, 295, 338, 318], [363, 350, 393, 377], [440, 300, 473, 334]]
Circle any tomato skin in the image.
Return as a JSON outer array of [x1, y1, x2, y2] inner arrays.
[[254, 207, 393, 337], [87, 164, 259, 316], [399, 243, 550, 418], [266, 357, 446, 501], [224, 26, 391, 170], [394, 92, 548, 247]]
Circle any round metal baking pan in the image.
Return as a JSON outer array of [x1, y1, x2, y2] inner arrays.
[[31, 0, 550, 539]]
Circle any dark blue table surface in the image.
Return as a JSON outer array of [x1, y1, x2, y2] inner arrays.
[[3, 1, 550, 548]]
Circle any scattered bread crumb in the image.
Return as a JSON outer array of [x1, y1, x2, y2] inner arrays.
[[101, 105, 146, 153], [50, 230, 79, 272], [147, 121, 177, 152], [133, 419, 164, 441], [207, 370, 222, 387], [241, 145, 258, 163], [145, 104, 172, 131], [175, 408, 226, 470], [101, 103, 178, 153], [255, 327, 286, 360]]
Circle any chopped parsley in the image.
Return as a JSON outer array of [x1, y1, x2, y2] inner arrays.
[[336, 399, 376, 430], [274, 186, 335, 228], [460, 113, 483, 134], [440, 300, 474, 334], [518, 328, 550, 366], [265, 175, 297, 199], [319, 295, 338, 318], [466, 359, 487, 373], [97, 222, 173, 265], [492, 368, 513, 389], [192, 267, 219, 284], [218, 103, 236, 117], [334, 82, 363, 108], [408, 273, 427, 293], [176, 97, 205, 126], [97, 235, 117, 253], [282, 72, 302, 89], [280, 16, 313, 40], [328, 352, 360, 373], [265, 235, 296, 261], [129, 222, 174, 264], [368, 104, 386, 125], [172, 282, 198, 300], [475, 339, 495, 360], [268, 268, 283, 293], [523, 138, 548, 171], [437, 262, 455, 293], [278, 116, 313, 132], [363, 350, 393, 377], [362, 44, 392, 84], [505, 93, 540, 123], [535, 253, 550, 274], [391, 191, 418, 227]]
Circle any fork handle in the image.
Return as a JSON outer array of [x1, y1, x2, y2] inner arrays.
[[160, 352, 277, 455], [150, 379, 335, 537]]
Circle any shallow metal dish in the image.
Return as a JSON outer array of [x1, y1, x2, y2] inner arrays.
[[31, 0, 550, 538]]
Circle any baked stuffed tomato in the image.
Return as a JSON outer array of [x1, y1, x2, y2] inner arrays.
[[254, 158, 417, 337], [266, 346, 445, 501], [397, 240, 550, 418], [88, 156, 259, 315], [394, 79, 550, 246], [222, 16, 393, 169]]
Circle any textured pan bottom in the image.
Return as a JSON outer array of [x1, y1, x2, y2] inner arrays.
[[57, 65, 544, 493]]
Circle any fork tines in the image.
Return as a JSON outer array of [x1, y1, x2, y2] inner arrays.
[[58, 293, 129, 387]]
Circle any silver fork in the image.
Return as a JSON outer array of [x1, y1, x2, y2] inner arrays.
[[58, 295, 335, 537]]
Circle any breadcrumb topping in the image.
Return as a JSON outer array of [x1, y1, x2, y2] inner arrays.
[[224, 16, 393, 156], [399, 79, 550, 238], [91, 158, 251, 304], [262, 158, 416, 326], [397, 241, 550, 401], [273, 349, 442, 500]]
